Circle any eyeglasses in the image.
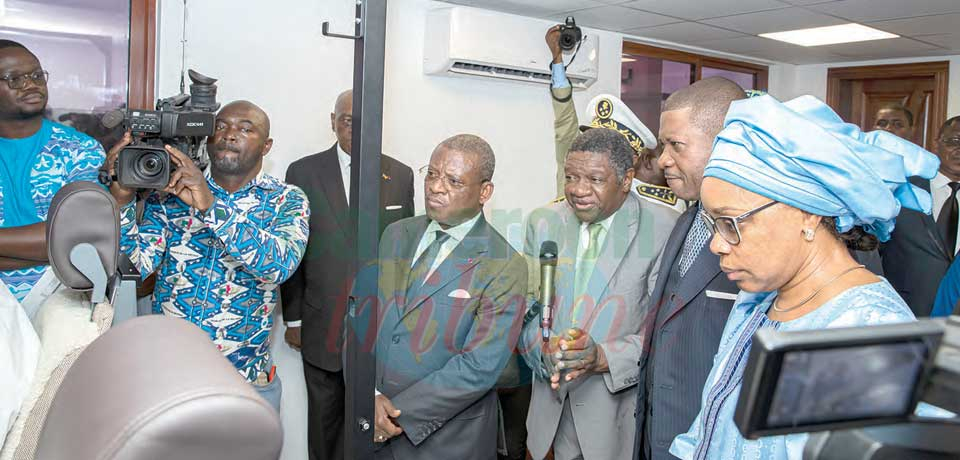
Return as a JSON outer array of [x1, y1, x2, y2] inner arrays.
[[0, 70, 49, 90], [940, 137, 960, 149], [418, 165, 486, 190], [700, 201, 778, 246]]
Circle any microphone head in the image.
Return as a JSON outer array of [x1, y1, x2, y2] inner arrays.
[[540, 240, 558, 266], [100, 110, 125, 129]]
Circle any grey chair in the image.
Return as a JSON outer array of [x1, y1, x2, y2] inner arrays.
[[34, 315, 283, 460]]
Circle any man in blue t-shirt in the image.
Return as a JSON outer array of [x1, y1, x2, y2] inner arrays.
[[0, 40, 105, 302]]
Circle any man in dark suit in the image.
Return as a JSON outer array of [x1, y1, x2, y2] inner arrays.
[[881, 115, 960, 317], [372, 134, 527, 460], [633, 77, 746, 460], [281, 90, 415, 460]]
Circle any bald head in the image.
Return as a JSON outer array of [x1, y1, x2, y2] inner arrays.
[[663, 76, 746, 137], [219, 100, 270, 137]]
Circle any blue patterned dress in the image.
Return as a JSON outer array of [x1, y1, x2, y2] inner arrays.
[[120, 172, 310, 382], [670, 280, 917, 460], [0, 120, 105, 301]]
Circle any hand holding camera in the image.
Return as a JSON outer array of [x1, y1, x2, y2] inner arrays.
[[164, 144, 215, 212], [103, 131, 137, 205], [545, 18, 583, 67]]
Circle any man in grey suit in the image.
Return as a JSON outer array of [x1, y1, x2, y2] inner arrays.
[[521, 128, 676, 460], [633, 77, 746, 460], [372, 134, 527, 460]]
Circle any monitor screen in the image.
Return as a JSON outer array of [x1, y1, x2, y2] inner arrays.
[[765, 341, 928, 428]]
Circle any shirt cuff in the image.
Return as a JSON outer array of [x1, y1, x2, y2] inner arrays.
[[375, 388, 382, 396], [551, 63, 570, 89], [285, 321, 302, 327]]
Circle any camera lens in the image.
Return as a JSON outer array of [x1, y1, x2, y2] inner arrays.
[[136, 152, 165, 177]]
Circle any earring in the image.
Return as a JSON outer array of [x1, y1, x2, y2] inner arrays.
[[803, 228, 816, 241]]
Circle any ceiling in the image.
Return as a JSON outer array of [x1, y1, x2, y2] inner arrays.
[[439, 0, 960, 65]]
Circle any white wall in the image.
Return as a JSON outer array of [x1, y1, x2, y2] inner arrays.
[[158, 0, 623, 249], [770, 56, 960, 117]]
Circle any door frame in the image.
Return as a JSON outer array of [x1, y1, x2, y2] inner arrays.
[[826, 61, 949, 144], [129, 0, 157, 110]]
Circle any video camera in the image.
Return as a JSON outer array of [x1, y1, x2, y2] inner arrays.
[[99, 70, 220, 189], [735, 317, 960, 459]]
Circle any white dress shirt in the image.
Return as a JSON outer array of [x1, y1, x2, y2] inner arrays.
[[337, 144, 351, 205], [931, 172, 960, 255], [412, 212, 482, 280], [576, 209, 617, 263]]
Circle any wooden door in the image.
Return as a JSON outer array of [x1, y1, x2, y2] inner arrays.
[[827, 62, 949, 151]]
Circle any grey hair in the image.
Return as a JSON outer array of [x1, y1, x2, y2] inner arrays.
[[568, 128, 634, 181], [437, 134, 496, 181]]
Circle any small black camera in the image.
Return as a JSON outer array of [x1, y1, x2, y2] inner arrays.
[[559, 16, 582, 51], [100, 69, 220, 189]]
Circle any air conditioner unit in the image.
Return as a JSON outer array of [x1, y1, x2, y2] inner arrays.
[[423, 7, 599, 90]]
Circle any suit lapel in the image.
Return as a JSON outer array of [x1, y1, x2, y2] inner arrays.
[[913, 177, 952, 259], [318, 145, 350, 234], [555, 205, 580, 328], [396, 216, 430, 300], [650, 207, 696, 305], [400, 216, 488, 319], [660, 235, 723, 327], [581, 196, 640, 326]]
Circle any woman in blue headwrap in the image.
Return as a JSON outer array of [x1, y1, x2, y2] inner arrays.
[[668, 94, 942, 460]]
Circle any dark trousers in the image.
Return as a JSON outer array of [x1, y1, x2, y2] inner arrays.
[[304, 359, 345, 460], [497, 385, 531, 460]]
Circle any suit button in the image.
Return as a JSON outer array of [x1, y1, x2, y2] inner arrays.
[[392, 336, 400, 344], [669, 293, 678, 304]]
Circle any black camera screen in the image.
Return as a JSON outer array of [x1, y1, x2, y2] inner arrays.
[[765, 341, 928, 428]]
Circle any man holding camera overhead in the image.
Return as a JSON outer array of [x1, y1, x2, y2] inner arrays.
[[104, 100, 310, 412], [0, 40, 105, 308]]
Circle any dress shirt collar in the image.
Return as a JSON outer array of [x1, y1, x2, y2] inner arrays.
[[425, 211, 482, 244], [337, 143, 351, 169], [933, 171, 954, 191]]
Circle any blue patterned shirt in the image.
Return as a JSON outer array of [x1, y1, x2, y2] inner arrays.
[[0, 120, 105, 301], [120, 172, 310, 382], [670, 280, 917, 460]]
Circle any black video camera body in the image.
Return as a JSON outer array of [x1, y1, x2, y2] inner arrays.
[[559, 16, 582, 51], [101, 70, 220, 189]]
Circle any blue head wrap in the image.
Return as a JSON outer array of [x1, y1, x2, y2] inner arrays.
[[704, 95, 940, 242]]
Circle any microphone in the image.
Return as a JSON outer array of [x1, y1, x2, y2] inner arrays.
[[539, 241, 558, 343], [100, 110, 125, 129]]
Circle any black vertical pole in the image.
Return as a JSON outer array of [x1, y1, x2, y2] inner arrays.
[[343, 1, 386, 459]]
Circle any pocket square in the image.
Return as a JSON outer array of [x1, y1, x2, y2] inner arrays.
[[705, 290, 738, 301], [448, 289, 472, 299], [385, 205, 403, 210]]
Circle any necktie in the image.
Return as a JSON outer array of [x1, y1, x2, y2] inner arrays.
[[406, 230, 451, 302], [571, 223, 603, 326], [679, 211, 710, 277], [937, 182, 960, 259]]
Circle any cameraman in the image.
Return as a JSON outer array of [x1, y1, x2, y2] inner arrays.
[[104, 100, 310, 412], [0, 40, 105, 307]]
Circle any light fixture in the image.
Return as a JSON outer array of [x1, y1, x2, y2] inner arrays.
[[759, 23, 898, 47], [621, 56, 636, 63]]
